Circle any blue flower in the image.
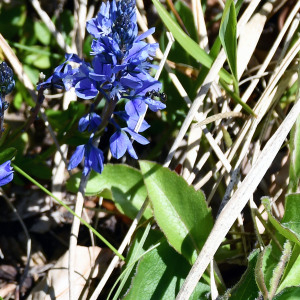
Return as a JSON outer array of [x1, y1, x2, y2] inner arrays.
[[78, 113, 102, 132], [0, 160, 13, 186], [124, 99, 150, 131], [68, 136, 104, 175], [110, 127, 149, 159], [41, 0, 165, 174]]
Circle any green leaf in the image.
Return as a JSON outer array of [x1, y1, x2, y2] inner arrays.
[[289, 115, 300, 192], [34, 21, 51, 46], [277, 245, 300, 293], [13, 92, 23, 110], [174, 0, 199, 44], [46, 101, 85, 132], [152, 0, 232, 84], [219, 0, 238, 80], [32, 54, 51, 69], [20, 159, 52, 180], [24, 53, 51, 69], [23, 65, 40, 85], [262, 197, 300, 245], [0, 148, 17, 165], [123, 239, 210, 300], [112, 225, 161, 300], [281, 193, 300, 238], [273, 286, 300, 300], [221, 250, 260, 300], [139, 161, 213, 264], [0, 5, 26, 39], [67, 164, 152, 219]]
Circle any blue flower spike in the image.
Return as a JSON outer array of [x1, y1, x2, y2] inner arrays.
[[39, 0, 165, 175], [0, 62, 15, 115]]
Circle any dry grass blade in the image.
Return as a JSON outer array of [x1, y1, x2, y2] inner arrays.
[[176, 96, 300, 300], [238, 1, 300, 107], [163, 0, 262, 168], [136, 8, 192, 106], [237, 1, 273, 79]]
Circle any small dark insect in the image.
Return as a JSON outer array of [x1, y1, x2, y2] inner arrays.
[[160, 92, 167, 103], [145, 90, 167, 102]]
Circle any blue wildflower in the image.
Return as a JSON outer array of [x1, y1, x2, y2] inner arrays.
[[40, 0, 165, 174], [124, 99, 150, 131], [0, 160, 13, 186], [78, 113, 102, 132], [110, 127, 149, 159], [68, 136, 104, 175]]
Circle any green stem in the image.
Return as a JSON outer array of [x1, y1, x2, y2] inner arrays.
[[12, 163, 125, 261]]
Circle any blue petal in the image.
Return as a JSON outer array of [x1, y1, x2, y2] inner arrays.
[[68, 145, 85, 170], [125, 99, 146, 116], [109, 130, 128, 159], [120, 74, 142, 89], [135, 28, 155, 42], [75, 78, 98, 99], [123, 127, 149, 145], [84, 145, 104, 175], [127, 115, 150, 132], [126, 140, 138, 159], [0, 160, 13, 186], [144, 98, 166, 112], [78, 113, 101, 132]]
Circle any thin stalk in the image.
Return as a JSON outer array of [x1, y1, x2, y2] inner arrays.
[[68, 97, 118, 300]]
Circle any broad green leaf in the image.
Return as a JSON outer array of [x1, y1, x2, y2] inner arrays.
[[34, 21, 51, 46], [219, 0, 238, 80], [0, 148, 17, 165], [123, 239, 210, 300], [67, 164, 152, 219], [281, 193, 300, 239], [139, 161, 213, 264], [152, 0, 232, 84], [262, 197, 300, 245], [221, 250, 260, 300], [289, 115, 300, 192], [113, 226, 162, 300], [273, 286, 300, 300], [277, 244, 300, 293]]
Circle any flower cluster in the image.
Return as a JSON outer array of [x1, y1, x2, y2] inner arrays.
[[0, 61, 14, 186], [0, 62, 15, 116], [39, 0, 165, 175]]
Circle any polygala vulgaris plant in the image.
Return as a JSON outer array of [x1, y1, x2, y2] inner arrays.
[[38, 0, 165, 175]]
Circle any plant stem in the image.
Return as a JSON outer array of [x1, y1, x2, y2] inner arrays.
[[12, 163, 124, 260]]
